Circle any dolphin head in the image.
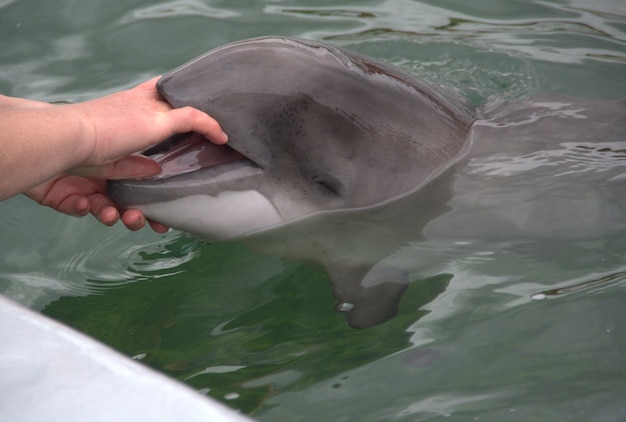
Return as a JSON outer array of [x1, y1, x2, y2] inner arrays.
[[107, 36, 473, 241], [106, 36, 474, 328]]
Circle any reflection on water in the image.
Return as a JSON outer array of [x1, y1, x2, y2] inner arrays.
[[1, 0, 626, 420]]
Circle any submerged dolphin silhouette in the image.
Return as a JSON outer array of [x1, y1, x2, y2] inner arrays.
[[107, 36, 475, 328]]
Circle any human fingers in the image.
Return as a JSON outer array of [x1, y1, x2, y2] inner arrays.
[[121, 210, 169, 233], [141, 76, 228, 146], [25, 177, 94, 217], [164, 106, 229, 145], [70, 194, 148, 231], [78, 195, 159, 233], [54, 194, 91, 217], [87, 193, 121, 226], [120, 209, 148, 231], [147, 219, 169, 234]]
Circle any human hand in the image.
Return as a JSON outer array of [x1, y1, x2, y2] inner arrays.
[[66, 76, 228, 179], [6, 76, 227, 233]]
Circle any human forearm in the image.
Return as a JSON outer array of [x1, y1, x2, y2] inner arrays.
[[1, 78, 226, 233], [0, 93, 51, 110], [0, 105, 91, 199]]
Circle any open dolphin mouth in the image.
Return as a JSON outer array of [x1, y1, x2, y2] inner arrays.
[[106, 130, 285, 241], [142, 132, 249, 179], [106, 132, 267, 207]]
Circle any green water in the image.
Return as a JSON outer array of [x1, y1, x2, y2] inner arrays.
[[1, 0, 626, 420]]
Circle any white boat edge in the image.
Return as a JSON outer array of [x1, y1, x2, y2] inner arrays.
[[0, 294, 253, 422]]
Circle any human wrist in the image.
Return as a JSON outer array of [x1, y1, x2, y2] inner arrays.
[[61, 102, 99, 168]]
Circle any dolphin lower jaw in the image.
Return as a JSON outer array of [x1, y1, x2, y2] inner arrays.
[[135, 190, 284, 241], [107, 160, 288, 240], [108, 160, 263, 204]]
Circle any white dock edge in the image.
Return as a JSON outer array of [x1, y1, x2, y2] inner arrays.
[[0, 294, 252, 422]]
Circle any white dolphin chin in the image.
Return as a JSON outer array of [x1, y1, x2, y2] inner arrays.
[[137, 190, 284, 241]]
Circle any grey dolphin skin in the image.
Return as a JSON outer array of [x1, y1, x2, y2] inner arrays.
[[107, 36, 475, 328]]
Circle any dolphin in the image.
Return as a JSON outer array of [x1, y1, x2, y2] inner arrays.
[[107, 36, 475, 328]]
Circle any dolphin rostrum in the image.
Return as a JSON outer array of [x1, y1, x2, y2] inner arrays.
[[107, 36, 475, 328]]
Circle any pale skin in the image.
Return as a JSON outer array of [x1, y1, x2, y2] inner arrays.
[[0, 77, 228, 232]]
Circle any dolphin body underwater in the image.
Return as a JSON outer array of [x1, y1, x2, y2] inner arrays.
[[106, 36, 475, 328]]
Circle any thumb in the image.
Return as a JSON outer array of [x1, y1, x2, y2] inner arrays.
[[69, 155, 162, 180]]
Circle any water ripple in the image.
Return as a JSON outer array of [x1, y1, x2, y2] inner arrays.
[[55, 232, 201, 293], [120, 0, 239, 24], [470, 141, 626, 178]]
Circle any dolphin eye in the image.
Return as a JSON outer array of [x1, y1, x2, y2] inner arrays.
[[313, 175, 344, 196]]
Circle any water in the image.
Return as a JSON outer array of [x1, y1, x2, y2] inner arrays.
[[1, 0, 626, 420]]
